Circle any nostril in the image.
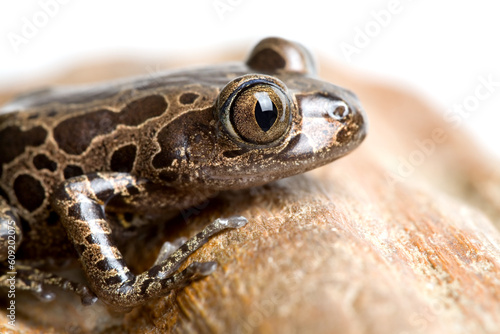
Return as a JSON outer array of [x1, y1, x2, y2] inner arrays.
[[327, 100, 349, 120]]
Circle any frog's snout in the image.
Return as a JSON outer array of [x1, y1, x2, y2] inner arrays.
[[283, 86, 367, 165], [327, 90, 367, 152]]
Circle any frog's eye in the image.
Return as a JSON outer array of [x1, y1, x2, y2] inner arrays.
[[217, 75, 292, 146]]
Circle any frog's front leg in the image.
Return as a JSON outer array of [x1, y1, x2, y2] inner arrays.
[[51, 172, 247, 310]]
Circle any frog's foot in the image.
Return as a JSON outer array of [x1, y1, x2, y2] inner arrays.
[[110, 216, 247, 311], [151, 216, 248, 274], [157, 261, 218, 291], [0, 265, 97, 305], [154, 216, 248, 266], [52, 172, 248, 310]]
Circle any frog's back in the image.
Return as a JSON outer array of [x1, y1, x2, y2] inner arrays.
[[0, 64, 247, 259], [1, 65, 245, 186]]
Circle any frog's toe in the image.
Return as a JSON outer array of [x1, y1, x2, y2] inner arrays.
[[154, 237, 189, 265], [79, 286, 98, 306], [172, 236, 188, 248], [217, 216, 248, 229], [186, 261, 218, 277], [32, 285, 56, 303], [178, 261, 217, 286]]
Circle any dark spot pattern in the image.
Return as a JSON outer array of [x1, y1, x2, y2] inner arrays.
[[53, 95, 167, 155], [92, 178, 116, 203], [123, 212, 134, 222], [105, 275, 123, 285], [110, 144, 137, 172], [85, 233, 109, 245], [223, 149, 247, 158], [153, 109, 214, 169], [140, 278, 154, 295], [152, 146, 176, 169], [127, 185, 140, 196], [64, 165, 84, 179], [20, 217, 31, 233], [0, 126, 47, 165], [0, 187, 8, 203], [95, 259, 111, 272], [67, 201, 83, 220], [247, 48, 286, 73], [152, 121, 179, 169], [13, 174, 45, 212], [33, 154, 57, 171], [46, 211, 59, 226], [179, 93, 199, 105], [158, 170, 178, 183], [148, 265, 161, 277]]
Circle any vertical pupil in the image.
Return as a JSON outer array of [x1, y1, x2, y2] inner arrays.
[[254, 92, 278, 132]]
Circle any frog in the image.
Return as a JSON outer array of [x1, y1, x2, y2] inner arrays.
[[0, 37, 367, 311]]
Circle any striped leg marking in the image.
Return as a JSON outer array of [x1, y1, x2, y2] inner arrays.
[[51, 172, 247, 310]]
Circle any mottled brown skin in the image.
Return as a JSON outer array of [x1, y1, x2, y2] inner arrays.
[[0, 37, 366, 311]]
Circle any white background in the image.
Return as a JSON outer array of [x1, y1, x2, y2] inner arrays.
[[1, 0, 499, 158]]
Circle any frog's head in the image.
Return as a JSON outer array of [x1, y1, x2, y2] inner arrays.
[[153, 37, 367, 190]]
